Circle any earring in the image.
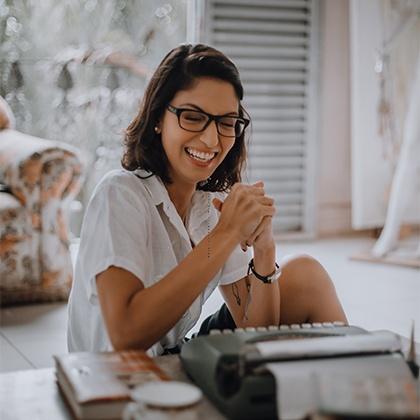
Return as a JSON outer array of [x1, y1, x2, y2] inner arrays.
[[154, 126, 161, 134]]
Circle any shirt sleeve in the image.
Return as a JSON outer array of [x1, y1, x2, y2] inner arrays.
[[77, 177, 151, 301]]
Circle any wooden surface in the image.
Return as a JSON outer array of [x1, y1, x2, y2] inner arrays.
[[0, 355, 225, 420], [0, 368, 72, 420], [0, 343, 418, 420]]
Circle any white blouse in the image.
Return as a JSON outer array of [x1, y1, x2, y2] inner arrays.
[[67, 169, 251, 356]]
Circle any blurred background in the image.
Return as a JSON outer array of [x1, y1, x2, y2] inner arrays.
[[0, 0, 419, 371]]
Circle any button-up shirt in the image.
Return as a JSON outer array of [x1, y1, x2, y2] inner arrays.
[[67, 169, 250, 356]]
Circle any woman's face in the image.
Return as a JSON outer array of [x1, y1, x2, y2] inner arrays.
[[159, 76, 239, 188]]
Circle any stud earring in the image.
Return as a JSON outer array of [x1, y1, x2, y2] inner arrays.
[[154, 126, 161, 134]]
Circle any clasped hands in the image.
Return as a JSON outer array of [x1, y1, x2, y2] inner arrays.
[[212, 181, 276, 252]]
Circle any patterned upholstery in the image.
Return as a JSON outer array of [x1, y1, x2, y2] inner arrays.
[[0, 102, 86, 305]]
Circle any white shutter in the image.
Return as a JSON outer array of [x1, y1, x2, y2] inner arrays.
[[188, 0, 320, 236]]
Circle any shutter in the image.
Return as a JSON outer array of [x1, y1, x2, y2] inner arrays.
[[188, 0, 320, 236]]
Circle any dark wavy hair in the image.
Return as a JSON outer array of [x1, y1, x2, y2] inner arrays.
[[121, 43, 249, 192]]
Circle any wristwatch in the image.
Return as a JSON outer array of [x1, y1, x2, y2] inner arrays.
[[247, 258, 282, 284]]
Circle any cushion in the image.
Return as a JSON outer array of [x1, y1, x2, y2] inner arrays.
[[0, 96, 15, 130], [0, 122, 85, 305]]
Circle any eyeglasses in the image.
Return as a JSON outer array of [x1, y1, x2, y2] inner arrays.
[[167, 104, 249, 138]]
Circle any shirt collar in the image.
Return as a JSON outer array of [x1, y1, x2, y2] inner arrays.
[[134, 169, 168, 207], [134, 169, 213, 241]]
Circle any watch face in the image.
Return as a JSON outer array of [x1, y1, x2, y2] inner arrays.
[[268, 268, 282, 283]]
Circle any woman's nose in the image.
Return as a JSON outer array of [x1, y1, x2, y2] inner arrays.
[[199, 120, 219, 148]]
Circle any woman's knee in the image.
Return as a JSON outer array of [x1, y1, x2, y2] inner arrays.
[[279, 254, 346, 323], [279, 254, 333, 295]]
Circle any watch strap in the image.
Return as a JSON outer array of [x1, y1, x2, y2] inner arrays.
[[247, 258, 280, 284]]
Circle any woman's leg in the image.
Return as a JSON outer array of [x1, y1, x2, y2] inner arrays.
[[277, 255, 347, 325], [196, 254, 347, 336]]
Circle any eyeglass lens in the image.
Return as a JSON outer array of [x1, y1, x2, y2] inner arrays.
[[179, 110, 245, 137]]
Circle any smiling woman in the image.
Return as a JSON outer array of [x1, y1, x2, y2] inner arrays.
[[159, 77, 241, 189], [67, 44, 347, 356]]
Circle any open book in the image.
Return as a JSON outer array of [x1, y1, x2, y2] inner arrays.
[[54, 350, 170, 419]]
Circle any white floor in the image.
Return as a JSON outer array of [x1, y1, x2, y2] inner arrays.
[[1, 234, 419, 373]]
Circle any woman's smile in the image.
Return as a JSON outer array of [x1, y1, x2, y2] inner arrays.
[[185, 147, 218, 166]]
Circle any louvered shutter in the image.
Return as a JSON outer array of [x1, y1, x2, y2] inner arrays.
[[188, 0, 320, 236]]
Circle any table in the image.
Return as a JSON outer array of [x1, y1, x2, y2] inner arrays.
[[0, 355, 225, 420], [0, 336, 418, 420]]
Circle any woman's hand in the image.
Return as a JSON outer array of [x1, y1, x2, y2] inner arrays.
[[246, 215, 275, 253], [212, 181, 275, 250]]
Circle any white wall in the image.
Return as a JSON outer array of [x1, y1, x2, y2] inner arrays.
[[317, 0, 352, 236], [350, 0, 420, 229]]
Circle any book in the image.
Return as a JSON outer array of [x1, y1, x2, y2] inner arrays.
[[54, 350, 171, 420]]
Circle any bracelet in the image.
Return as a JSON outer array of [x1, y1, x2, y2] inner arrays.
[[247, 258, 281, 284]]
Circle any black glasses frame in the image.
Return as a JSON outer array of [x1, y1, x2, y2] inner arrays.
[[167, 104, 249, 138]]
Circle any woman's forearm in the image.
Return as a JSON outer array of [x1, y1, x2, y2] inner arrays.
[[120, 227, 239, 350], [242, 245, 280, 327]]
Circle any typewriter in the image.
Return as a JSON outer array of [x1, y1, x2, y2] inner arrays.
[[180, 323, 415, 420]]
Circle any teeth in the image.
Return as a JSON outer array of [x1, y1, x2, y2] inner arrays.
[[186, 148, 215, 161]]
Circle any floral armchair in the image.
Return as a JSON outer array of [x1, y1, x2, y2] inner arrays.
[[0, 96, 86, 305]]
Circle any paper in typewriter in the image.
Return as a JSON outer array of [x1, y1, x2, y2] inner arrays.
[[255, 331, 401, 360], [255, 332, 417, 419]]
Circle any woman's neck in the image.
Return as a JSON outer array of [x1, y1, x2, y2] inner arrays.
[[164, 182, 196, 224]]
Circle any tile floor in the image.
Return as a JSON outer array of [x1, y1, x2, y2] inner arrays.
[[1, 234, 419, 373]]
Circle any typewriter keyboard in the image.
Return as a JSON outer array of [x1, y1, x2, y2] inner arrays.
[[209, 321, 346, 335]]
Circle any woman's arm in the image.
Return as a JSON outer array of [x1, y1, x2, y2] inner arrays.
[[220, 215, 281, 328], [97, 227, 238, 350], [96, 183, 275, 351]]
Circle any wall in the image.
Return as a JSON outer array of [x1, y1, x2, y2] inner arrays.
[[350, 0, 420, 229], [317, 0, 352, 236]]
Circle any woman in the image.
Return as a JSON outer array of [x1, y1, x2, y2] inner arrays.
[[67, 44, 347, 356]]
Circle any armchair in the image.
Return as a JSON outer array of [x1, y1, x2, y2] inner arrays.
[[0, 96, 86, 305]]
